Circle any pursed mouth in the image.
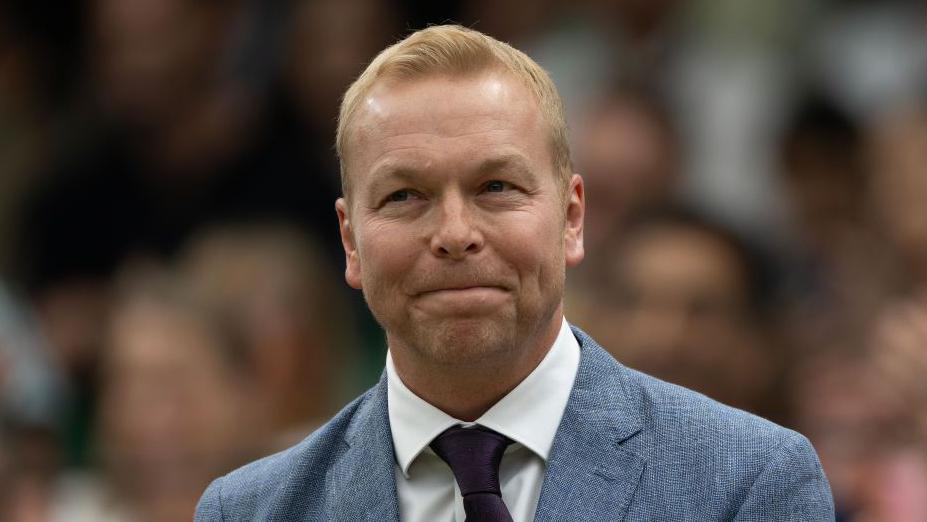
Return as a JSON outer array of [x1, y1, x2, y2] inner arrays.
[[415, 285, 508, 296]]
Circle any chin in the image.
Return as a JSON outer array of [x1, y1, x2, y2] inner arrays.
[[408, 315, 517, 366]]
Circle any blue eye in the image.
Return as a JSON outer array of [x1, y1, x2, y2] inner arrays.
[[486, 180, 506, 192]]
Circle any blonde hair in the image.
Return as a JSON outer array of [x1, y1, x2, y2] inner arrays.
[[335, 24, 571, 196]]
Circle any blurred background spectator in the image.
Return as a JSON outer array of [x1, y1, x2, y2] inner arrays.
[[1, 0, 926, 520], [177, 223, 360, 451], [577, 208, 781, 420], [61, 267, 259, 522]]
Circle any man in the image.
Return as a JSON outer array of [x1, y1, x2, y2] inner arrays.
[[195, 25, 834, 521]]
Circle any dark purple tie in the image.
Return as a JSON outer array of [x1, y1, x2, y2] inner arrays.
[[430, 425, 514, 522]]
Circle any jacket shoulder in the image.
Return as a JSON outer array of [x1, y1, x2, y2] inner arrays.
[[621, 366, 833, 520], [570, 327, 832, 520], [626, 365, 793, 447], [572, 326, 799, 451]]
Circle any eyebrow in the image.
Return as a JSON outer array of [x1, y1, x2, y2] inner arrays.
[[476, 153, 535, 179], [365, 163, 422, 198], [364, 152, 537, 197]]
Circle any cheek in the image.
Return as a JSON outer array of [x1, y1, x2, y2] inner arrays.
[[490, 214, 565, 283], [357, 230, 418, 292]]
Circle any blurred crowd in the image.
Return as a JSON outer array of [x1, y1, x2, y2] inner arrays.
[[1, 0, 926, 520]]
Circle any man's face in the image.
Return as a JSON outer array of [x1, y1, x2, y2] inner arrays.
[[336, 71, 584, 368]]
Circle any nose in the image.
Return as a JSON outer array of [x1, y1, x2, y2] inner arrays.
[[429, 193, 484, 260]]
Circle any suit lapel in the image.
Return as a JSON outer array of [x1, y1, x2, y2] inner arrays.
[[326, 374, 401, 522], [534, 327, 645, 522], [322, 329, 643, 522]]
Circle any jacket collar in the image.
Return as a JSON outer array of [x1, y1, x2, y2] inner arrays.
[[533, 326, 645, 521], [328, 325, 644, 521], [327, 375, 401, 521]]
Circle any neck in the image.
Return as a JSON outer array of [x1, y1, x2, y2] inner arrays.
[[390, 313, 563, 421]]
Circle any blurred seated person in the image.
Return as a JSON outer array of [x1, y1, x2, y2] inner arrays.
[[564, 86, 681, 324], [583, 207, 779, 418], [571, 85, 680, 272], [788, 351, 888, 521], [178, 223, 360, 451], [789, 297, 927, 521], [868, 103, 927, 291], [0, 283, 65, 522], [50, 267, 259, 522], [775, 94, 895, 363]]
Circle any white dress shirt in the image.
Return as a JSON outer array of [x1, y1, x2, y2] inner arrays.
[[386, 317, 581, 522]]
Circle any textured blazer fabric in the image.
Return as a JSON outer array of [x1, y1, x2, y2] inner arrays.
[[195, 326, 836, 521]]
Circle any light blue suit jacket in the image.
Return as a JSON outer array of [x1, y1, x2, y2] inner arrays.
[[196, 327, 835, 521]]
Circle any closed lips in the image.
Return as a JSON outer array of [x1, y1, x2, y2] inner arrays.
[[416, 285, 508, 295]]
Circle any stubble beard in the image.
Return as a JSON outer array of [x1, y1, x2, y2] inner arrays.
[[369, 284, 564, 371], [382, 308, 519, 368]]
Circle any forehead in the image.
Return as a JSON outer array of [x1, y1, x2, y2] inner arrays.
[[620, 227, 747, 297], [343, 71, 551, 182]]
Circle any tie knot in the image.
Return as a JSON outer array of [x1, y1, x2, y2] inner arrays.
[[429, 425, 513, 496]]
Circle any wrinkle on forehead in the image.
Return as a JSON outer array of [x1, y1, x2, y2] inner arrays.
[[343, 71, 549, 200]]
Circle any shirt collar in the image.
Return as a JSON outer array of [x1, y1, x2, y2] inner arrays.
[[386, 317, 580, 478]]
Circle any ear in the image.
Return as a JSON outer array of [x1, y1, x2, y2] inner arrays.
[[564, 174, 585, 268], [335, 198, 363, 289]]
